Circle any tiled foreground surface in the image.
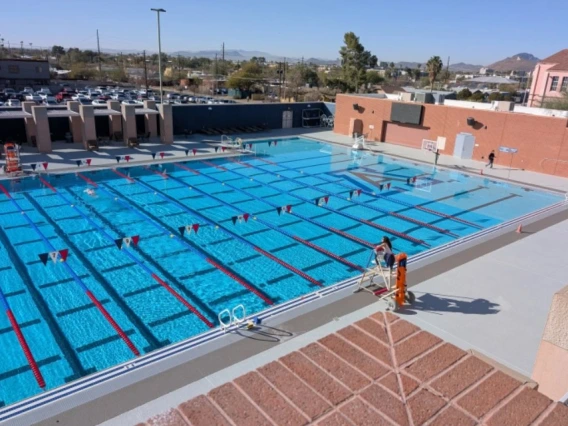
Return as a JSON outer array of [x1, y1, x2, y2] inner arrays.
[[138, 313, 568, 426]]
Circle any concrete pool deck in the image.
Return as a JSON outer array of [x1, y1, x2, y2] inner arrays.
[[3, 128, 568, 425]]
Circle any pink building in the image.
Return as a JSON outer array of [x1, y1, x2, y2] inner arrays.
[[528, 49, 568, 107]]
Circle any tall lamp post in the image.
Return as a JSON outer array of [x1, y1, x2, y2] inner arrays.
[[150, 8, 166, 104]]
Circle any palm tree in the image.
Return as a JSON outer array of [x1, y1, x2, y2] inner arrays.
[[426, 56, 443, 92]]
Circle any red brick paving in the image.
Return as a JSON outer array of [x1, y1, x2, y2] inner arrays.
[[140, 313, 565, 426]]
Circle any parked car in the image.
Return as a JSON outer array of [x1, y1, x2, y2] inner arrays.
[[121, 100, 137, 105], [91, 99, 107, 105], [186, 96, 196, 103], [45, 97, 57, 105], [55, 92, 73, 102], [7, 99, 21, 107], [38, 93, 50, 100], [2, 88, 16, 97], [77, 98, 92, 105], [23, 86, 34, 94], [39, 87, 52, 95], [0, 101, 4, 106], [25, 93, 43, 103]]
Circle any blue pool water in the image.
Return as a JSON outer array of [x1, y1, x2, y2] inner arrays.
[[0, 137, 563, 407]]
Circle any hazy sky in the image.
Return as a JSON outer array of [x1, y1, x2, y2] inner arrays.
[[1, 0, 566, 65]]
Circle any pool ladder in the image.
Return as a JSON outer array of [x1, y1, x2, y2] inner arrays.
[[218, 304, 246, 332]]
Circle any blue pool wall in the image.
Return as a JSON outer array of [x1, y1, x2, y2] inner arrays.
[[171, 102, 334, 134]]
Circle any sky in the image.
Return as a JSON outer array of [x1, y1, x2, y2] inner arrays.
[[1, 0, 567, 65]]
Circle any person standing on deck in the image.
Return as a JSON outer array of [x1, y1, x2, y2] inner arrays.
[[486, 150, 496, 168]]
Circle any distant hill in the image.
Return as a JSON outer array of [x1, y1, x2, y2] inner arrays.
[[170, 49, 302, 63], [487, 53, 540, 72], [449, 62, 483, 72]]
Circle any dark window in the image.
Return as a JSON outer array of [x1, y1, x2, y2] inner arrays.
[[561, 77, 568, 92], [550, 76, 559, 91], [8, 65, 19, 74]]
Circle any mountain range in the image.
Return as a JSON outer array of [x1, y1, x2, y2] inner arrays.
[[99, 47, 541, 72]]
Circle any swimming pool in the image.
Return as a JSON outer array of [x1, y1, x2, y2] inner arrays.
[[0, 137, 564, 408]]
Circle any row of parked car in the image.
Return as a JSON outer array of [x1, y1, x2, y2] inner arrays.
[[0, 84, 237, 108]]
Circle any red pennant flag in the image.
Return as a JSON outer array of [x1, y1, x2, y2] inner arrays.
[[125, 155, 131, 162], [248, 143, 252, 149], [131, 235, 140, 246], [192, 149, 197, 156], [412, 176, 417, 183], [357, 189, 362, 196], [286, 205, 292, 213], [221, 147, 226, 152], [42, 162, 48, 170], [86, 159, 92, 166], [160, 152, 165, 159], [58, 249, 69, 262], [243, 213, 250, 222], [324, 196, 329, 204], [387, 182, 391, 189], [274, 141, 278, 146], [192, 224, 200, 233]]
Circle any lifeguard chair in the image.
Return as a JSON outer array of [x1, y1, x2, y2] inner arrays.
[[355, 251, 415, 311], [3, 143, 23, 175]]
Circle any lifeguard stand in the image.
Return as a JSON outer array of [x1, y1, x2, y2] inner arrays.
[[3, 143, 23, 175], [355, 252, 415, 311]]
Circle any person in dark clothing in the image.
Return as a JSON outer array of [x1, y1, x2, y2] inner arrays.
[[374, 236, 395, 271], [486, 150, 496, 168]]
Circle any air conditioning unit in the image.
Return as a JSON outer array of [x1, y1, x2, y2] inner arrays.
[[414, 93, 435, 104]]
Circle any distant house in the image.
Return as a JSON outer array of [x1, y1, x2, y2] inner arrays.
[[376, 85, 407, 95], [528, 49, 568, 107]]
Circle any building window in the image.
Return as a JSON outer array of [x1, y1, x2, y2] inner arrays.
[[8, 65, 19, 74], [550, 76, 559, 91], [561, 77, 568, 92]]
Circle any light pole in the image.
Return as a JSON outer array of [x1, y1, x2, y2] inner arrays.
[[150, 8, 166, 103]]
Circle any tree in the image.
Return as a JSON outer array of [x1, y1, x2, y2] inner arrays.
[[456, 88, 472, 100], [68, 63, 97, 80], [226, 60, 263, 91], [439, 69, 451, 86], [109, 68, 128, 83], [542, 91, 568, 111], [366, 71, 384, 85], [488, 92, 502, 102], [188, 77, 203, 95], [412, 68, 422, 82], [339, 32, 376, 93], [51, 45, 65, 57], [470, 90, 485, 102], [426, 56, 443, 92]]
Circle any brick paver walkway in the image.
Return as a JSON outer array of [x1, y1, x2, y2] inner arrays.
[[138, 312, 568, 426]]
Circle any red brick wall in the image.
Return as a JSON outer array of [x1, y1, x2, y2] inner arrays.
[[335, 94, 568, 177]]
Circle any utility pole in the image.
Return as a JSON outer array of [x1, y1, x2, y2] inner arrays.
[[143, 50, 148, 90], [150, 7, 166, 104], [177, 53, 181, 82], [20, 41, 23, 56], [96, 29, 102, 76], [283, 57, 287, 100], [444, 56, 450, 88], [222, 42, 225, 62], [214, 53, 218, 95]]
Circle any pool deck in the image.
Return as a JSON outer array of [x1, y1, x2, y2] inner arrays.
[[4, 129, 568, 425]]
